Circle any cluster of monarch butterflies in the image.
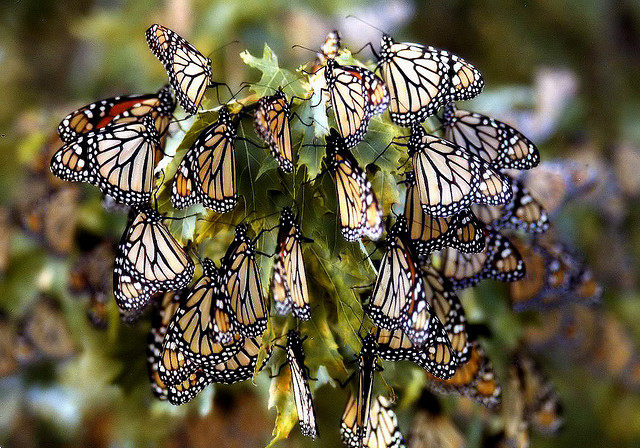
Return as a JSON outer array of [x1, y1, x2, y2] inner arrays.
[[0, 296, 76, 378], [38, 22, 611, 447]]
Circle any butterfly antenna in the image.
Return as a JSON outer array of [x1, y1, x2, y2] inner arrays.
[[345, 14, 387, 35], [206, 40, 240, 59], [291, 44, 320, 55]]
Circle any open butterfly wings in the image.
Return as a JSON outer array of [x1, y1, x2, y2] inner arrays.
[[271, 208, 311, 320], [442, 103, 540, 171], [51, 116, 161, 206], [379, 34, 484, 126], [146, 24, 212, 115], [327, 130, 383, 241], [408, 125, 513, 218], [324, 58, 390, 148], [286, 331, 319, 439], [254, 90, 294, 172], [404, 172, 486, 254], [113, 205, 194, 311], [171, 107, 237, 212], [58, 85, 176, 149]]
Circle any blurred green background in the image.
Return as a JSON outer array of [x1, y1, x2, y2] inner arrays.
[[1, 0, 640, 447]]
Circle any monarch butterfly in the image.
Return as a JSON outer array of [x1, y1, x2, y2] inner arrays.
[[509, 237, 601, 312], [146, 24, 212, 115], [326, 129, 383, 241], [162, 258, 237, 380], [408, 124, 513, 218], [408, 393, 466, 448], [162, 335, 268, 405], [58, 84, 176, 151], [378, 34, 484, 126], [516, 159, 598, 215], [221, 225, 268, 337], [0, 313, 17, 377], [284, 330, 319, 439], [69, 241, 115, 329], [50, 115, 160, 206], [374, 327, 457, 380], [147, 291, 184, 400], [513, 352, 564, 435], [433, 230, 525, 290], [341, 334, 380, 448], [323, 58, 390, 148], [472, 176, 549, 234], [271, 208, 311, 320], [365, 215, 421, 331], [172, 107, 237, 212], [426, 341, 501, 409], [113, 204, 195, 311], [417, 264, 471, 365], [15, 177, 81, 255], [254, 89, 294, 172], [403, 171, 486, 255], [15, 296, 76, 363], [441, 103, 540, 170], [341, 393, 406, 448]]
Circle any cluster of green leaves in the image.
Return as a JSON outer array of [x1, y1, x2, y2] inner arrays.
[[152, 44, 437, 443]]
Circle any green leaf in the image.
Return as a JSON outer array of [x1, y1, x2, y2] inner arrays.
[[240, 44, 306, 98], [267, 366, 297, 446]]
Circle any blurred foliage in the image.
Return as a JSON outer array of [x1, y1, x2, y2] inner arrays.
[[2, 0, 640, 447]]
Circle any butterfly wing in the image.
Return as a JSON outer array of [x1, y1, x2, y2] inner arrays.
[[404, 171, 486, 254], [172, 108, 237, 212], [254, 90, 294, 172], [379, 34, 483, 125], [222, 226, 268, 337], [409, 126, 512, 217], [113, 205, 194, 311], [146, 24, 212, 114], [325, 59, 389, 148], [328, 131, 382, 241], [442, 103, 539, 170], [287, 331, 319, 439]]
